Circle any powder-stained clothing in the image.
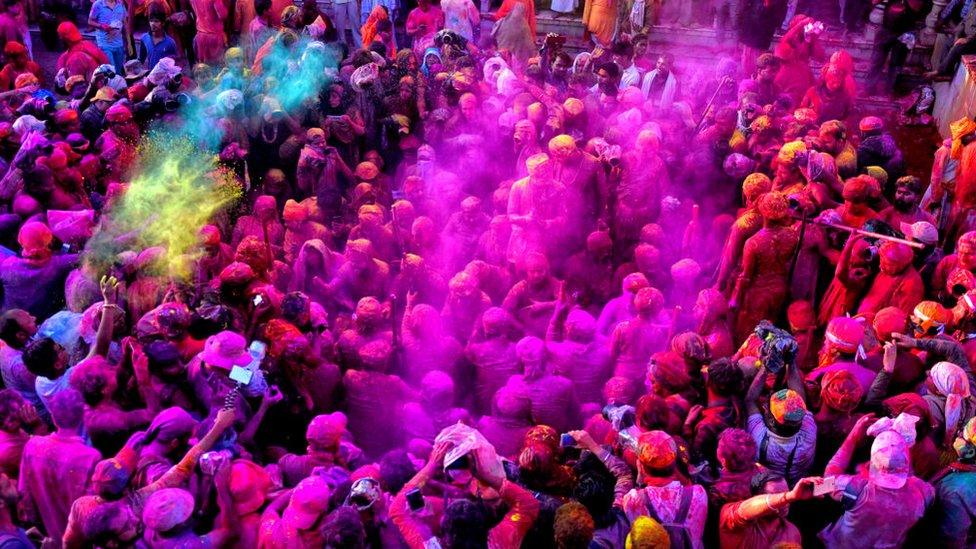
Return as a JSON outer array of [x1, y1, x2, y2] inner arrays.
[[0, 254, 78, 321], [19, 432, 101, 544], [719, 500, 803, 549], [622, 482, 708, 549], [465, 337, 520, 414], [504, 373, 579, 433], [819, 473, 933, 548], [747, 412, 817, 485], [933, 466, 976, 548], [391, 479, 540, 549]]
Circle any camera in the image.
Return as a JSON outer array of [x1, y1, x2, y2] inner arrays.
[[753, 320, 798, 374]]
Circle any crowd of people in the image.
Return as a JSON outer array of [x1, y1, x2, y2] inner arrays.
[[0, 0, 973, 546]]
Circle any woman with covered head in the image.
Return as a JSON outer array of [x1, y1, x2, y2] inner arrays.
[[465, 307, 520, 415], [401, 301, 461, 385], [609, 286, 668, 386], [715, 172, 772, 294], [730, 192, 799, 343], [503, 336, 579, 433], [926, 361, 976, 448], [343, 339, 417, 458], [546, 307, 611, 406]]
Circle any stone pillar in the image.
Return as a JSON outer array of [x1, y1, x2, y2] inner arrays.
[[923, 0, 950, 46]]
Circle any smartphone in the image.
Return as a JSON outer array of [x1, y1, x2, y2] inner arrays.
[[559, 433, 575, 447], [252, 294, 264, 307], [405, 488, 425, 512], [229, 365, 253, 386], [813, 476, 837, 497]]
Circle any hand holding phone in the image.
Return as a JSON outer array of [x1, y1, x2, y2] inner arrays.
[[813, 476, 837, 497]]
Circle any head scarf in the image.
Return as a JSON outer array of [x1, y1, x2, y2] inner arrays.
[[931, 361, 971, 444], [148, 58, 182, 86], [821, 370, 863, 413], [769, 389, 806, 424], [420, 47, 442, 76], [951, 117, 976, 160]]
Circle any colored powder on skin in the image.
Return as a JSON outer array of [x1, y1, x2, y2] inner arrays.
[[83, 132, 242, 278]]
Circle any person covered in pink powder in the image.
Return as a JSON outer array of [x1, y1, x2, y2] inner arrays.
[[546, 306, 611, 406], [343, 340, 417, 458], [502, 252, 562, 338], [503, 336, 579, 433], [476, 386, 532, 459], [401, 298, 461, 386], [277, 412, 364, 487], [464, 307, 521, 415], [189, 0, 229, 64], [402, 371, 471, 441], [609, 286, 668, 386], [18, 389, 99, 544]]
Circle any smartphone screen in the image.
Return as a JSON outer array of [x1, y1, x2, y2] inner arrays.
[[813, 476, 837, 497], [228, 365, 253, 385]]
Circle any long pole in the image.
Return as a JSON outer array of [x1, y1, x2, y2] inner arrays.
[[796, 217, 925, 249]]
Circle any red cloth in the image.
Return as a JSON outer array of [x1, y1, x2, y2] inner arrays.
[[56, 42, 110, 80]]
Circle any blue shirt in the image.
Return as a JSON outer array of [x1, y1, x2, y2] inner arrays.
[[140, 33, 178, 72], [89, 0, 127, 49]]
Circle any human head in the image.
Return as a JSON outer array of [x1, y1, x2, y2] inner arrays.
[[49, 388, 84, 431], [634, 287, 664, 318], [879, 241, 914, 276], [893, 175, 923, 212], [626, 516, 669, 548], [22, 337, 67, 380], [523, 253, 549, 286], [705, 358, 743, 397], [636, 430, 677, 477], [441, 499, 489, 547], [821, 369, 864, 413], [143, 488, 195, 535], [959, 231, 976, 270], [554, 502, 594, 549], [767, 388, 806, 436], [516, 336, 546, 380], [716, 428, 757, 473], [755, 53, 781, 82], [911, 301, 949, 338], [0, 309, 35, 349]]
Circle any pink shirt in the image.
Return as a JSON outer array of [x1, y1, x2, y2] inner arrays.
[[19, 432, 101, 543]]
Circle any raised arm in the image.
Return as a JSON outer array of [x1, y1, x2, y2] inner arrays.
[[745, 364, 766, 417], [88, 276, 123, 359]]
